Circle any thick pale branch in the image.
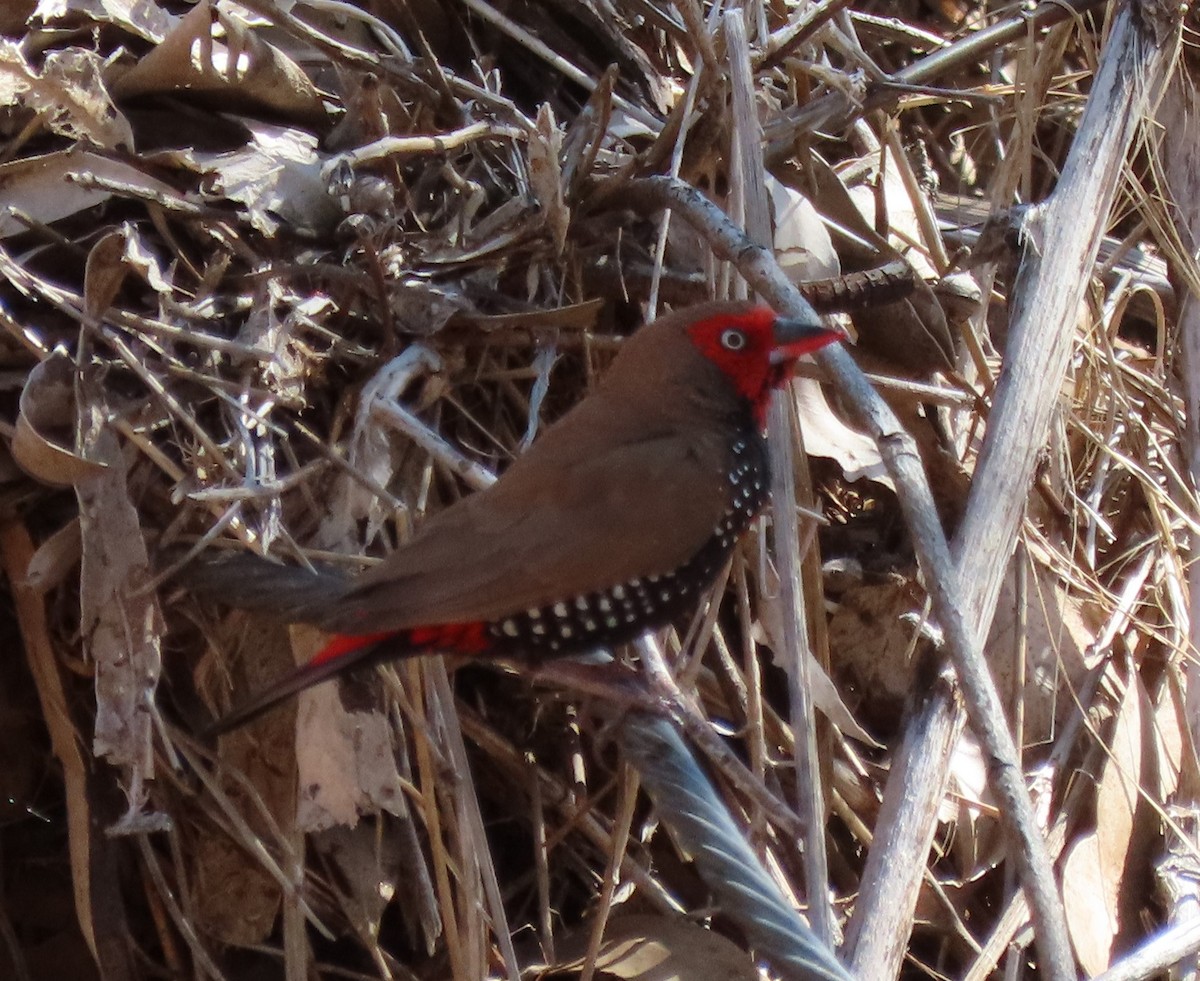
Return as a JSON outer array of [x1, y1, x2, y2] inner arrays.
[[616, 171, 1076, 977]]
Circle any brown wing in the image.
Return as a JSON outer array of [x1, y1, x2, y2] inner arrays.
[[315, 416, 736, 634]]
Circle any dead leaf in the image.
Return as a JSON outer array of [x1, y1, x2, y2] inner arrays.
[[184, 120, 339, 236], [825, 578, 926, 730], [84, 223, 174, 319], [807, 156, 954, 376], [193, 822, 291, 946], [290, 624, 409, 832], [987, 556, 1096, 747], [112, 0, 326, 124], [13, 352, 108, 487], [794, 377, 890, 485], [529, 103, 568, 255], [194, 616, 298, 945], [464, 298, 603, 331], [83, 229, 129, 318], [1099, 675, 1157, 949], [549, 914, 759, 980], [767, 174, 839, 283], [944, 732, 1003, 876], [1063, 832, 1117, 976], [0, 148, 177, 238], [1152, 676, 1184, 801], [845, 155, 937, 280], [34, 0, 170, 42], [77, 367, 163, 773], [311, 824, 408, 945], [1097, 678, 1143, 884], [757, 566, 881, 745], [0, 41, 133, 149], [25, 517, 82, 591], [1063, 676, 1153, 973], [0, 521, 98, 960]]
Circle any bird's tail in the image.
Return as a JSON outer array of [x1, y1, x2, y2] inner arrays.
[[201, 621, 499, 736], [179, 553, 496, 736], [200, 630, 399, 737], [178, 552, 353, 624], [175, 552, 387, 734]]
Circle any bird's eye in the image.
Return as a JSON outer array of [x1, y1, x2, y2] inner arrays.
[[720, 329, 747, 351]]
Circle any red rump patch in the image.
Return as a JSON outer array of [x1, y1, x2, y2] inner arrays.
[[407, 621, 490, 653], [310, 630, 397, 668], [309, 621, 490, 669]]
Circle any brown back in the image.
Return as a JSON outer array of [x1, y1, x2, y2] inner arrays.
[[317, 302, 760, 633]]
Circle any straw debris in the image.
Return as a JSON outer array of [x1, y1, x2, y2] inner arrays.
[[0, 1, 1195, 978]]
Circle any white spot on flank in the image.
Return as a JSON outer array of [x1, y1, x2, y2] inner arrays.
[[528, 607, 542, 619], [501, 620, 519, 637], [598, 597, 613, 612], [612, 585, 626, 600], [532, 622, 547, 636], [560, 625, 574, 639], [553, 602, 569, 618], [575, 595, 589, 611]]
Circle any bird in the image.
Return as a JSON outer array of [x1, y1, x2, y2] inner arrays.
[[185, 301, 842, 734]]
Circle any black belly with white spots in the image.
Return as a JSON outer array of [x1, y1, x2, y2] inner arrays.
[[486, 431, 769, 657]]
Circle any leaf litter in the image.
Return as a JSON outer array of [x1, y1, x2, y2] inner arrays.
[[0, 1, 1194, 978]]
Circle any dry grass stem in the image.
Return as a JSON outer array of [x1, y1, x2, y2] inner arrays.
[[1, 2, 1195, 979]]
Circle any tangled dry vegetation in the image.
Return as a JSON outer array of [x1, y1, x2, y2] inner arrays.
[[1, 0, 1197, 979]]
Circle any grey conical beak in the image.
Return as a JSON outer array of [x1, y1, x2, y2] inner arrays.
[[770, 305, 843, 364]]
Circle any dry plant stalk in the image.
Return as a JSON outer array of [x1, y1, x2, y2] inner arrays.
[[0, 2, 1195, 980]]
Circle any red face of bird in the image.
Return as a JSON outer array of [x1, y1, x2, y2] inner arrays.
[[684, 305, 842, 421]]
